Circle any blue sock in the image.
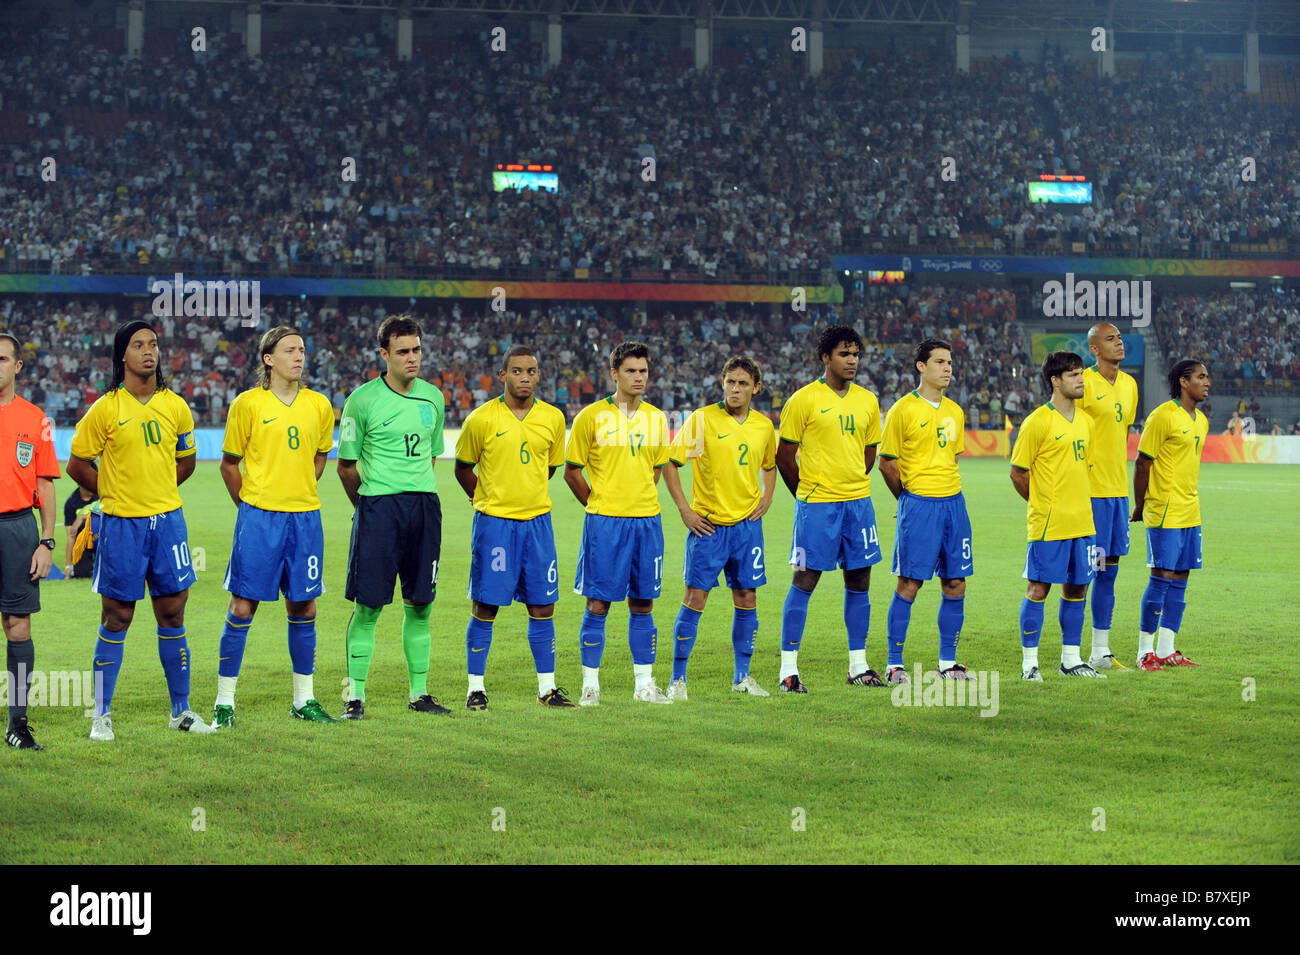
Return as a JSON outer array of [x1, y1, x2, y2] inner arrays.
[[671, 605, 702, 682], [92, 625, 126, 717], [938, 594, 964, 662], [218, 612, 252, 678], [1019, 597, 1045, 649], [1091, 563, 1118, 629], [287, 614, 315, 675], [1161, 578, 1188, 634], [781, 585, 812, 651], [527, 615, 556, 675], [844, 588, 870, 653], [629, 611, 657, 666], [580, 610, 607, 668], [1060, 596, 1086, 649], [886, 592, 913, 667], [1141, 576, 1170, 632], [156, 626, 190, 717], [731, 606, 758, 683], [466, 615, 493, 677]]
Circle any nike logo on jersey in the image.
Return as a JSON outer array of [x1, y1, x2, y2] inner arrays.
[[262, 417, 278, 424], [1055, 434, 1065, 440], [960, 563, 972, 571], [381, 416, 399, 427], [717, 433, 730, 439], [117, 418, 132, 426], [495, 430, 509, 437], [605, 428, 618, 437], [306, 585, 319, 594], [919, 421, 929, 428], [546, 589, 558, 597], [820, 408, 832, 414], [1182, 429, 1189, 434]]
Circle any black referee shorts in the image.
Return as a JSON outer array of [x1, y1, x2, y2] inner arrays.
[[345, 492, 442, 608], [0, 509, 40, 615]]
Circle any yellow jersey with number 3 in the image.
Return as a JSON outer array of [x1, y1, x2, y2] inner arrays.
[[1137, 400, 1209, 528], [565, 396, 671, 517], [223, 387, 335, 512], [879, 391, 965, 497], [1079, 366, 1138, 498], [70, 386, 196, 518], [456, 396, 566, 520], [669, 403, 777, 525], [1010, 402, 1096, 541], [778, 378, 882, 502]]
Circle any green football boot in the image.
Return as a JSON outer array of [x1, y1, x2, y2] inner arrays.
[[211, 704, 235, 729], [291, 699, 339, 723]]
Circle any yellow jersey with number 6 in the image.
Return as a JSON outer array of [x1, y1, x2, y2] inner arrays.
[[456, 396, 566, 520]]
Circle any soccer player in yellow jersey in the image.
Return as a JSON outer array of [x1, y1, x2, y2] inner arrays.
[[211, 327, 337, 728], [67, 321, 213, 740], [454, 346, 575, 710], [1009, 352, 1105, 680], [564, 341, 673, 706], [878, 339, 975, 684], [1079, 322, 1140, 671], [775, 325, 884, 693], [1130, 360, 1211, 670], [661, 357, 777, 699]]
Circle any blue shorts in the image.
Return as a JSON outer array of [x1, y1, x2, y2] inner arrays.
[[1023, 537, 1099, 586], [1147, 526, 1202, 572], [469, 511, 560, 607], [682, 520, 767, 592], [224, 503, 325, 603], [92, 509, 196, 601], [345, 493, 442, 607], [789, 498, 881, 572], [1090, 497, 1131, 559], [574, 514, 664, 602], [891, 491, 973, 581]]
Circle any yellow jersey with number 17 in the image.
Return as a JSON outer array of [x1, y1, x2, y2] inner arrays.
[[1137, 400, 1209, 529], [778, 378, 882, 502], [70, 386, 196, 518], [565, 396, 671, 517], [456, 396, 566, 520], [1010, 402, 1096, 541], [223, 386, 336, 512], [1079, 366, 1138, 498], [879, 391, 965, 497]]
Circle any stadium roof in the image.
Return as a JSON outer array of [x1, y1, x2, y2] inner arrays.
[[149, 0, 1300, 36]]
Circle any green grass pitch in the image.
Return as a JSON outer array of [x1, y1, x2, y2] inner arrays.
[[3, 458, 1296, 864]]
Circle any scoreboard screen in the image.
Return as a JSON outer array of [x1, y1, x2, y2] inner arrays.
[[1027, 175, 1092, 204], [493, 163, 558, 193]]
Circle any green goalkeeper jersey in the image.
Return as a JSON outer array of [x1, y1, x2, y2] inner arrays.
[[338, 375, 446, 496]]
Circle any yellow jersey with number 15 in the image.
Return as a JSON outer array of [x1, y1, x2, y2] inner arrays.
[[778, 378, 882, 502], [70, 386, 196, 518], [1010, 402, 1096, 541]]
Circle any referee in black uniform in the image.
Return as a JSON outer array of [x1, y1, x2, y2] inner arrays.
[[0, 333, 60, 750]]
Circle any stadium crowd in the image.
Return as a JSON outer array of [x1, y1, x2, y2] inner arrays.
[[1, 285, 1036, 432], [1, 26, 1297, 281], [1160, 288, 1300, 389]]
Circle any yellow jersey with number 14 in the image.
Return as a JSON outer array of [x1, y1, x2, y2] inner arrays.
[[223, 386, 335, 512], [778, 378, 882, 502], [70, 386, 196, 518], [456, 396, 566, 520]]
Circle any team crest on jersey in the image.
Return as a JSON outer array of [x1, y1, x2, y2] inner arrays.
[[419, 404, 433, 426], [15, 440, 33, 467]]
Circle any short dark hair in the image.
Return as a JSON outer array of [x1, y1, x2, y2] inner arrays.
[[256, 326, 303, 389], [1040, 351, 1084, 395], [816, 324, 863, 362], [1168, 359, 1207, 399], [720, 356, 762, 387], [501, 345, 537, 371], [609, 340, 650, 371], [377, 314, 422, 351], [0, 332, 22, 361], [913, 338, 952, 369]]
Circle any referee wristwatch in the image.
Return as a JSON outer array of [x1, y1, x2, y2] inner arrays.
[[39, 538, 56, 551]]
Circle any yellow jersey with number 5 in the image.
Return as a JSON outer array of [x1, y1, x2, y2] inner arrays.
[[778, 378, 882, 502], [879, 391, 965, 497]]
